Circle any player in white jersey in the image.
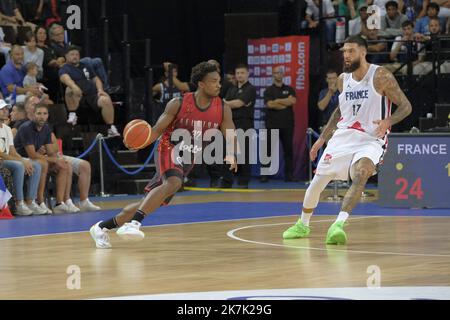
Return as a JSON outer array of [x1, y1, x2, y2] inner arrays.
[[283, 35, 412, 245]]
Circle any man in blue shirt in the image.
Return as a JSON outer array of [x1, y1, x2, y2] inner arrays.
[[0, 45, 42, 104], [59, 45, 120, 137], [414, 2, 446, 35], [14, 104, 71, 214], [317, 70, 340, 128]]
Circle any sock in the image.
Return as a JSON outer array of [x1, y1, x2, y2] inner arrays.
[[300, 211, 313, 226], [132, 210, 146, 223], [336, 211, 349, 223], [99, 217, 118, 230]]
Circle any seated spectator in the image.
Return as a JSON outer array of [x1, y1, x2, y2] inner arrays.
[[49, 23, 118, 94], [35, 25, 62, 102], [9, 101, 27, 135], [0, 26, 11, 60], [385, 20, 423, 74], [23, 62, 53, 105], [152, 63, 184, 119], [41, 132, 102, 212], [403, 0, 429, 21], [433, 0, 450, 18], [366, 29, 389, 63], [413, 17, 450, 74], [349, 3, 370, 37], [22, 31, 43, 79], [0, 99, 43, 215], [0, 45, 48, 105], [368, 0, 404, 17], [339, 0, 366, 20], [302, 0, 336, 42], [380, 1, 409, 38], [59, 45, 120, 137], [317, 69, 340, 129], [414, 2, 446, 35], [0, 0, 37, 33], [13, 103, 71, 214]]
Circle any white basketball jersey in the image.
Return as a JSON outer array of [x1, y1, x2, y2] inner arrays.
[[338, 64, 391, 142]]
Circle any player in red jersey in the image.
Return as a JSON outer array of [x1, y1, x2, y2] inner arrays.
[[89, 62, 238, 248]]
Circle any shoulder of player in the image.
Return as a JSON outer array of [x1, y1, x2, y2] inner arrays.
[[373, 66, 395, 93]]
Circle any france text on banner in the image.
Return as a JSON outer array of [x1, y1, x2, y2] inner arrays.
[[247, 36, 309, 179]]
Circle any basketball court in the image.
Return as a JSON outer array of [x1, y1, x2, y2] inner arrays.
[[1, 182, 449, 300]]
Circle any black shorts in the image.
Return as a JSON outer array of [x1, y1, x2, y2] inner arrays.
[[80, 94, 100, 112]]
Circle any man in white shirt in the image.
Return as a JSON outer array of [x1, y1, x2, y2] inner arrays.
[[303, 0, 336, 42]]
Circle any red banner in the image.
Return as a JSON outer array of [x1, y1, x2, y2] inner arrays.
[[247, 36, 310, 179]]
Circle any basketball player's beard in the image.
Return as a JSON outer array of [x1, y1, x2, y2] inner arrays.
[[343, 59, 361, 73]]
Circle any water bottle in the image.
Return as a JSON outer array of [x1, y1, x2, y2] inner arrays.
[[335, 18, 345, 44], [406, 6, 415, 22]]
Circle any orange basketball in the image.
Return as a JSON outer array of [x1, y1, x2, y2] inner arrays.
[[123, 119, 152, 150]]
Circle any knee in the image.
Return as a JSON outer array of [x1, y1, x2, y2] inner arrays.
[[163, 177, 182, 195], [38, 160, 48, 173], [352, 166, 372, 182], [32, 162, 42, 175], [79, 160, 91, 175]]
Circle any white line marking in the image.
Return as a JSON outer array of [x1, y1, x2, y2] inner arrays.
[[227, 216, 450, 258]]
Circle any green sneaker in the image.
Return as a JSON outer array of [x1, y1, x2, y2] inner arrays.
[[326, 221, 347, 245], [283, 220, 311, 239]]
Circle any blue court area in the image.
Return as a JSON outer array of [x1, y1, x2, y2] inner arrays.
[[1, 195, 449, 239]]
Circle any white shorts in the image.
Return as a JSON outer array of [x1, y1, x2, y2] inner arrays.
[[63, 156, 82, 176], [316, 129, 385, 181]]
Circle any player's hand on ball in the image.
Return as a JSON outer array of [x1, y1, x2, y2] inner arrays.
[[310, 137, 325, 161], [373, 119, 391, 139]]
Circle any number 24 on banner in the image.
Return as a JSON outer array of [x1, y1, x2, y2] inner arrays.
[[367, 5, 381, 30]]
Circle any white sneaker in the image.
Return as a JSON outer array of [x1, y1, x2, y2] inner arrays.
[[39, 202, 53, 214], [28, 201, 48, 215], [116, 220, 145, 242], [65, 199, 80, 213], [53, 202, 70, 215], [107, 125, 120, 138], [79, 199, 101, 211], [15, 201, 33, 216], [67, 112, 77, 126], [89, 221, 112, 249]]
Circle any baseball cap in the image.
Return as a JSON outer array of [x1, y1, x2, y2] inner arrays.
[[0, 99, 11, 110]]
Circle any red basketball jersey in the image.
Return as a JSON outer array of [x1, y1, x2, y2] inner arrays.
[[160, 92, 223, 148]]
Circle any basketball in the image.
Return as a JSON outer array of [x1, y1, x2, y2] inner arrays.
[[123, 119, 152, 150]]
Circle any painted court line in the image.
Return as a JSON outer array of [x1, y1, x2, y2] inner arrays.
[[227, 216, 450, 258]]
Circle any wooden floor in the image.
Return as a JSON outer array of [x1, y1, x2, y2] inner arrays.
[[0, 189, 449, 300]]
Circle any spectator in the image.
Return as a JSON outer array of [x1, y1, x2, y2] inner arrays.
[[339, 0, 366, 20], [13, 103, 71, 214], [0, 45, 44, 104], [23, 62, 53, 105], [222, 64, 256, 189], [366, 28, 389, 63], [35, 25, 62, 102], [413, 17, 450, 74], [302, 0, 336, 42], [433, 0, 450, 19], [380, 1, 409, 38], [9, 101, 27, 136], [368, 0, 404, 17], [0, 0, 37, 33], [152, 63, 184, 120], [403, 0, 429, 21], [317, 69, 340, 128], [38, 132, 101, 212], [0, 99, 43, 215], [48, 23, 117, 94], [261, 66, 297, 183], [386, 20, 423, 74], [0, 26, 11, 60], [349, 3, 370, 37], [59, 45, 120, 137], [22, 31, 44, 79], [414, 2, 446, 35]]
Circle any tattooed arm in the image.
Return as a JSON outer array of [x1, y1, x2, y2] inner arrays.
[[310, 74, 343, 161], [373, 67, 412, 139]]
